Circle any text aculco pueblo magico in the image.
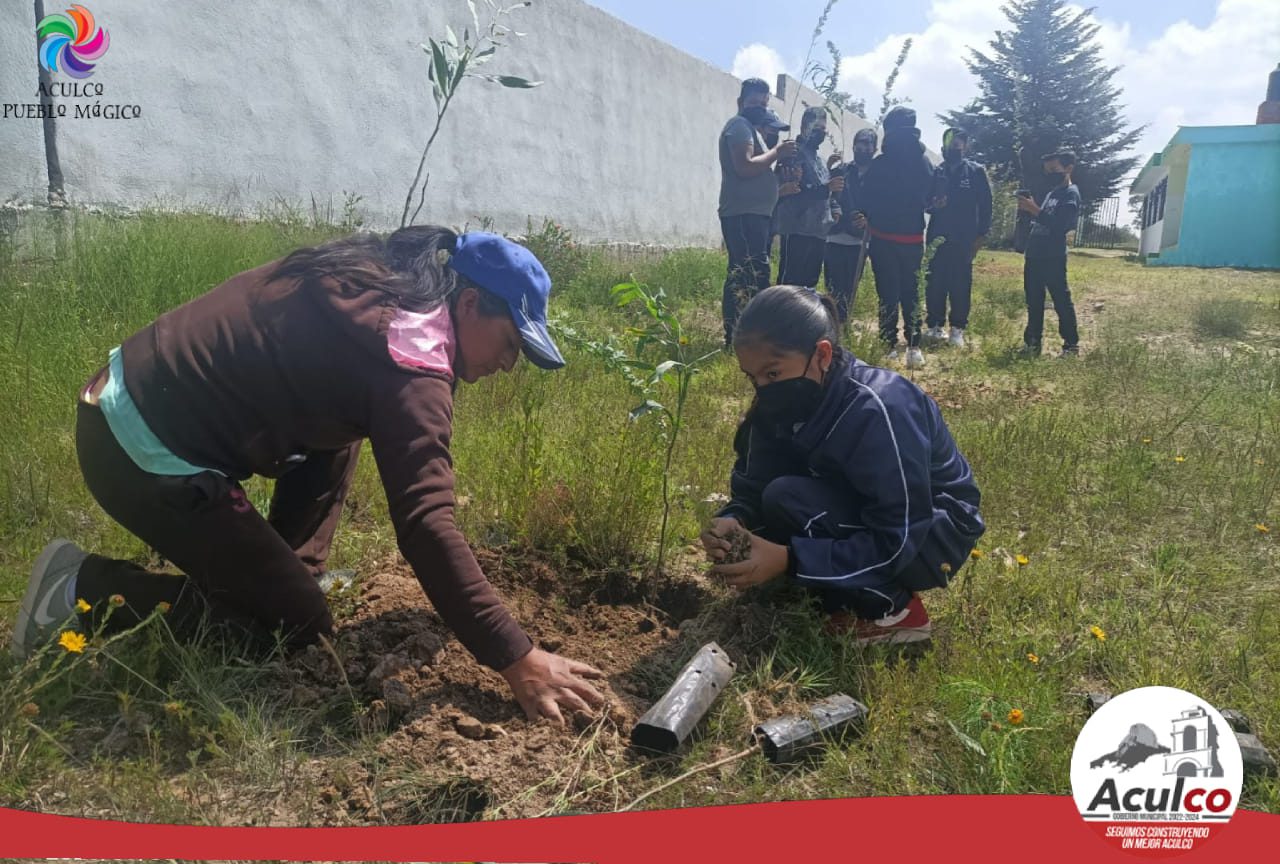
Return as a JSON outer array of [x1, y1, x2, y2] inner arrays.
[[2, 82, 141, 121]]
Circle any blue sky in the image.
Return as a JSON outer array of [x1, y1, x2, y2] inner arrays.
[[588, 0, 1217, 73], [587, 0, 1278, 179]]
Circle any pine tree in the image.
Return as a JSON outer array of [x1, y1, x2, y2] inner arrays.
[[939, 0, 1143, 208]]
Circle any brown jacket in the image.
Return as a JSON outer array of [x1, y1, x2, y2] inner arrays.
[[119, 259, 531, 670]]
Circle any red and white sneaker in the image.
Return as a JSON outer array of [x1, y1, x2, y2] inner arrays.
[[827, 594, 932, 645]]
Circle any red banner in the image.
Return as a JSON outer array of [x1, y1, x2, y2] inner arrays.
[[1, 797, 1275, 862]]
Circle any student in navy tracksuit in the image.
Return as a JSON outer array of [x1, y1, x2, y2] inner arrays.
[[924, 128, 992, 349], [702, 286, 986, 643], [1019, 150, 1082, 356], [856, 107, 942, 370]]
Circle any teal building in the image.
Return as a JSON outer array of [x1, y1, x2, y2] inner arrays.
[[1131, 124, 1280, 270]]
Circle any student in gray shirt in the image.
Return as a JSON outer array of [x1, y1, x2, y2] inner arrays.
[[824, 128, 877, 323], [775, 106, 845, 289], [719, 78, 796, 346]]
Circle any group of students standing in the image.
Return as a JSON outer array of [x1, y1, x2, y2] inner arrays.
[[718, 77, 1082, 365]]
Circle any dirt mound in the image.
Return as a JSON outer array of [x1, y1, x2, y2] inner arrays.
[[282, 549, 750, 820]]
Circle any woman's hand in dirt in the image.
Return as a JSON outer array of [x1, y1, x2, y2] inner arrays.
[[501, 647, 606, 725], [709, 535, 788, 590], [700, 517, 742, 562]]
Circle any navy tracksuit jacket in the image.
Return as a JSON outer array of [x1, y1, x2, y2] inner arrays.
[[719, 350, 985, 618]]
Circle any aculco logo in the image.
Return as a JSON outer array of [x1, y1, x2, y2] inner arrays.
[[1070, 687, 1242, 856], [1085, 776, 1233, 815]]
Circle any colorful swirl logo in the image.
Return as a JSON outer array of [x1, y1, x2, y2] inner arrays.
[[37, 5, 110, 79]]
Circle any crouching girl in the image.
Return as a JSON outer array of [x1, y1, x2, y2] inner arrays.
[[702, 286, 985, 643]]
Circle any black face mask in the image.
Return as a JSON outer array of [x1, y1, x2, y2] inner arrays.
[[753, 352, 826, 429], [944, 149, 963, 164], [1046, 170, 1067, 185]]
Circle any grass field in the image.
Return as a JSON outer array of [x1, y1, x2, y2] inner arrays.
[[1, 210, 1277, 822]]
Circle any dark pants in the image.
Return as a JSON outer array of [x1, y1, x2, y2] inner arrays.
[[1023, 255, 1079, 350], [777, 234, 826, 288], [870, 240, 924, 349], [721, 213, 773, 345], [925, 236, 973, 329], [758, 476, 914, 620], [823, 241, 868, 323], [74, 396, 357, 647], [758, 475, 978, 619]]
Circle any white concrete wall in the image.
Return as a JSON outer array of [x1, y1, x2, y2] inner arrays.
[[0, 0, 872, 248]]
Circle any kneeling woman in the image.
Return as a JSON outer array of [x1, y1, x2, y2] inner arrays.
[[702, 286, 985, 643], [13, 226, 603, 723]]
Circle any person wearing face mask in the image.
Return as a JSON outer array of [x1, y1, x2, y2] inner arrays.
[[855, 107, 942, 370], [719, 78, 798, 347], [774, 106, 845, 288], [700, 286, 985, 644], [1018, 150, 1082, 357], [823, 127, 878, 324], [924, 128, 992, 349], [12, 227, 607, 726]]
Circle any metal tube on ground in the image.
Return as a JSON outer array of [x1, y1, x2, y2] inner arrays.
[[754, 693, 869, 764], [630, 642, 736, 753]]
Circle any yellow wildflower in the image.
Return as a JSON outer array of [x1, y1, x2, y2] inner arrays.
[[970, 548, 984, 560], [1016, 554, 1030, 566], [163, 701, 185, 716], [1256, 523, 1270, 535], [1141, 437, 1152, 444], [1090, 625, 1107, 642], [1173, 455, 1187, 463], [1008, 708, 1025, 725], [156, 601, 172, 614], [108, 594, 125, 607], [1027, 652, 1040, 664], [75, 598, 91, 613], [58, 631, 87, 653]]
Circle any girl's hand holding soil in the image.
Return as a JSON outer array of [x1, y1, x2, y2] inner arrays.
[[501, 646, 606, 724], [709, 533, 790, 591], [700, 516, 745, 562]]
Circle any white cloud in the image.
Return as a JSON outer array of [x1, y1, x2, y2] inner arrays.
[[1104, 0, 1280, 160], [743, 0, 1280, 186], [731, 43, 787, 85]]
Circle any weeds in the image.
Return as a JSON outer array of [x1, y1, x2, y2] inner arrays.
[[1193, 297, 1253, 339]]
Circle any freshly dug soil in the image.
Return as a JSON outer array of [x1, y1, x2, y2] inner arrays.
[[280, 549, 752, 822]]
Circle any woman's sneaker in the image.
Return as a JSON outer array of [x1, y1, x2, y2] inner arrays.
[[949, 327, 966, 348], [11, 539, 88, 659], [906, 347, 927, 369], [826, 594, 933, 645]]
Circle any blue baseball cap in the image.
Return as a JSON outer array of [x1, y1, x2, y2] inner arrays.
[[447, 232, 565, 370]]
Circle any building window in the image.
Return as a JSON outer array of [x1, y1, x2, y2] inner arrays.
[[1142, 178, 1169, 228]]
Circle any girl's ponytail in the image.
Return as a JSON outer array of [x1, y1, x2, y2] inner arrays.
[[733, 285, 841, 354]]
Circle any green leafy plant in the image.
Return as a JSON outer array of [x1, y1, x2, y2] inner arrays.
[[609, 281, 720, 575], [402, 1, 541, 227]]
